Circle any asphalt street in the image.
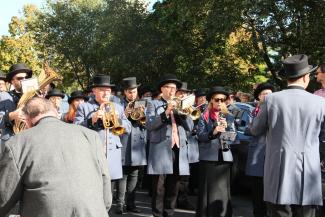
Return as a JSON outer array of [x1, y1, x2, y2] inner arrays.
[[109, 190, 254, 217]]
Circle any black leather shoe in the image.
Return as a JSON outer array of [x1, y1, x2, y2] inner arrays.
[[126, 206, 141, 213], [114, 207, 124, 215], [177, 201, 195, 210]]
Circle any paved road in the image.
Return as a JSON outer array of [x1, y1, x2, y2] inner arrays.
[[109, 190, 254, 217]]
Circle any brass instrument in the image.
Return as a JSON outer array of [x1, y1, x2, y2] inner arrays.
[[130, 107, 146, 126], [13, 62, 62, 134], [100, 101, 126, 135], [127, 101, 146, 126], [168, 94, 199, 120]]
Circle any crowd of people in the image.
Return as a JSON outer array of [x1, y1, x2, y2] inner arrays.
[[0, 54, 324, 217]]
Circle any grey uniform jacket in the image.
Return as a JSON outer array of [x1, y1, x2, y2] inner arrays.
[[245, 110, 266, 177], [245, 131, 266, 177], [146, 99, 194, 175], [0, 91, 18, 143], [251, 86, 325, 205], [187, 124, 199, 163], [74, 98, 131, 180], [120, 98, 147, 166], [0, 117, 111, 217]]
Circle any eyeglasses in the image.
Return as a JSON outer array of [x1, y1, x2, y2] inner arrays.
[[212, 98, 225, 103], [14, 76, 26, 81]]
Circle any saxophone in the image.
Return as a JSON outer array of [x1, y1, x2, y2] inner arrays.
[[13, 62, 61, 134]]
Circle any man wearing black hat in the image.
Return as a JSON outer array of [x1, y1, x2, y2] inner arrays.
[[0, 63, 32, 145], [45, 88, 65, 119], [146, 74, 193, 217], [246, 82, 275, 217], [74, 75, 131, 203], [113, 77, 147, 214], [251, 54, 325, 217], [175, 82, 196, 210], [194, 88, 208, 113]]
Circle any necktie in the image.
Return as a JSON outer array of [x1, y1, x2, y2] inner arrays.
[[170, 110, 180, 148]]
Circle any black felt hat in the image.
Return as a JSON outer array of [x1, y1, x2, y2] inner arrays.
[[68, 90, 88, 104], [138, 84, 152, 97], [0, 71, 7, 82], [253, 83, 275, 101], [194, 88, 207, 97], [282, 54, 317, 79], [157, 74, 182, 90], [45, 88, 65, 99], [207, 86, 229, 101], [6, 63, 32, 82], [122, 77, 141, 90], [90, 74, 115, 88], [177, 82, 191, 92]]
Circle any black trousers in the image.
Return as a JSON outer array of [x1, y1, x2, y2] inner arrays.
[[115, 166, 140, 208], [151, 146, 181, 217], [177, 175, 190, 205], [196, 161, 232, 217], [267, 203, 316, 217], [249, 176, 267, 217]]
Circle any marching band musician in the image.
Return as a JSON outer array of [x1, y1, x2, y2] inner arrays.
[[196, 86, 236, 217], [74, 74, 131, 193], [175, 82, 197, 210], [251, 55, 325, 217], [45, 88, 65, 119], [0, 63, 32, 146], [62, 90, 88, 123], [115, 77, 147, 214], [245, 82, 275, 217], [146, 74, 194, 217]]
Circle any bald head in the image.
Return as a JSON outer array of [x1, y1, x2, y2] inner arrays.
[[22, 97, 58, 127]]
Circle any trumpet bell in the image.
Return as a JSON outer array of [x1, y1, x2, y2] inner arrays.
[[190, 109, 201, 120], [139, 116, 146, 126], [111, 126, 126, 136]]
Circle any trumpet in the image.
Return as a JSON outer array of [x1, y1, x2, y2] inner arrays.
[[168, 94, 200, 120], [100, 101, 126, 135]]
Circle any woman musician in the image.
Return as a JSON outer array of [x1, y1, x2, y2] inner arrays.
[[196, 86, 236, 217]]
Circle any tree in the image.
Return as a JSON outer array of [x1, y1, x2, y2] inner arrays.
[[0, 4, 43, 75]]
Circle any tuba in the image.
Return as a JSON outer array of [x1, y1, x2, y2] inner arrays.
[[13, 62, 61, 134], [100, 101, 126, 135]]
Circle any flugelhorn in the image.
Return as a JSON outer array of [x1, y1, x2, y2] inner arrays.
[[128, 100, 147, 126], [100, 101, 126, 135]]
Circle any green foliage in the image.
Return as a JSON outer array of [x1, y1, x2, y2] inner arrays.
[[0, 5, 43, 75], [1, 0, 325, 93]]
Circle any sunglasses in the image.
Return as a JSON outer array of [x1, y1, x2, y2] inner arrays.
[[212, 98, 225, 103]]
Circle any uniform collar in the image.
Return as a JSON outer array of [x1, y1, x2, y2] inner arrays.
[[286, 84, 305, 90]]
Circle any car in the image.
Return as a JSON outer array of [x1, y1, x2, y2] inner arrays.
[[228, 102, 255, 193]]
